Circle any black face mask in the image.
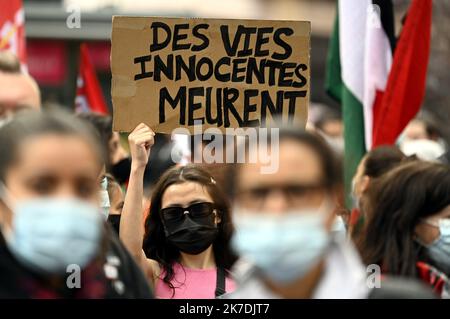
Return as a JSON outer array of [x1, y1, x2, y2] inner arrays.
[[107, 214, 121, 235], [110, 157, 131, 184], [163, 214, 218, 255]]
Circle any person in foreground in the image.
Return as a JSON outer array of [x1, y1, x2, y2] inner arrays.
[[225, 127, 436, 299]]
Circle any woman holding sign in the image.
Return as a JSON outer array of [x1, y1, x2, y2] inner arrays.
[[120, 123, 237, 298]]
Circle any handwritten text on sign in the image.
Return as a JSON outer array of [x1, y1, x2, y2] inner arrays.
[[111, 17, 310, 133]]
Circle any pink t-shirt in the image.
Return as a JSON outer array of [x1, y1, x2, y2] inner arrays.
[[155, 263, 236, 299]]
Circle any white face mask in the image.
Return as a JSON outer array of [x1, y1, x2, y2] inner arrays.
[[400, 139, 446, 162], [319, 130, 344, 156], [328, 136, 344, 155], [231, 203, 332, 284]]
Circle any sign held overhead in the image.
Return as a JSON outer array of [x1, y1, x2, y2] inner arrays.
[[111, 16, 311, 133]]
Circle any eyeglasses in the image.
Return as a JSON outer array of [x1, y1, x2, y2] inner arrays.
[[160, 202, 216, 224], [239, 184, 325, 200], [237, 184, 326, 209]]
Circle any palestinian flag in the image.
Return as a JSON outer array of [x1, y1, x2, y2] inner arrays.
[[326, 0, 432, 207]]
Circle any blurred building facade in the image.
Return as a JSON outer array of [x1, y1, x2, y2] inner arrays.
[[24, 0, 450, 144]]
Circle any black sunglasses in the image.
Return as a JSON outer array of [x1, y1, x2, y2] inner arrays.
[[160, 202, 216, 224]]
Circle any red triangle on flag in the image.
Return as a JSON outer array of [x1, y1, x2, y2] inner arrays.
[[75, 43, 109, 115]]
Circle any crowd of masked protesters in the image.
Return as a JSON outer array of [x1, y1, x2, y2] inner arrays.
[[0, 52, 449, 299]]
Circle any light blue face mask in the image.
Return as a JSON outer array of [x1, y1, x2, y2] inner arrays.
[[422, 218, 450, 274], [0, 185, 103, 275], [231, 207, 330, 284], [99, 176, 110, 220]]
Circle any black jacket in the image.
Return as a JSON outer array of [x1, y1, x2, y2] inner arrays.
[[0, 224, 153, 299]]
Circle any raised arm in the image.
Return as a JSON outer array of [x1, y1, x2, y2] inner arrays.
[[119, 123, 156, 276]]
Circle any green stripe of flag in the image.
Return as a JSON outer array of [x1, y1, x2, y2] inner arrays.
[[325, 8, 366, 208], [342, 88, 366, 208], [325, 15, 342, 102]]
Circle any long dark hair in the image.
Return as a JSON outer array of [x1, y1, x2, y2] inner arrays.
[[354, 146, 408, 235], [142, 164, 237, 295], [359, 161, 450, 276]]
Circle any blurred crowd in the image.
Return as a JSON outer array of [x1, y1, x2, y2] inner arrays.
[[0, 51, 449, 299]]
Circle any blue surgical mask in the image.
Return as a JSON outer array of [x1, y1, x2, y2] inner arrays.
[[0, 184, 103, 274], [231, 207, 330, 284], [423, 219, 450, 274]]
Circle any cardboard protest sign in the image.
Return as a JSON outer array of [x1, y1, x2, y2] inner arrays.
[[111, 16, 310, 133]]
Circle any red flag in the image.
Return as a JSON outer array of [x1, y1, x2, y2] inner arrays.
[[75, 43, 108, 115], [372, 0, 432, 147], [0, 0, 27, 67]]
